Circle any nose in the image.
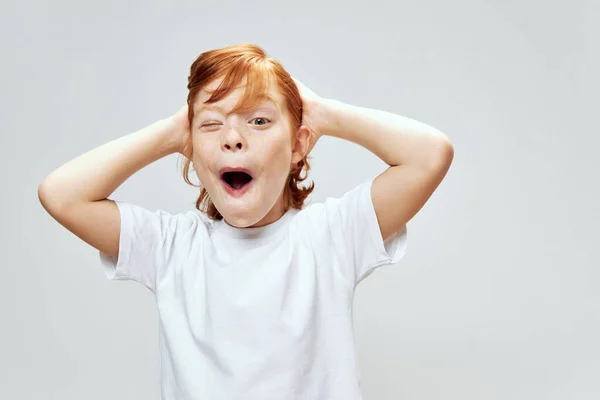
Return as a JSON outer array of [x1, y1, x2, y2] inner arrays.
[[221, 126, 246, 152]]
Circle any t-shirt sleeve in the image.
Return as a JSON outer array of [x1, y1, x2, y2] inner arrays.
[[98, 200, 180, 293], [323, 176, 408, 285]]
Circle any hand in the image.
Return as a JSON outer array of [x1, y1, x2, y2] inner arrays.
[[167, 103, 192, 157], [292, 77, 327, 155]]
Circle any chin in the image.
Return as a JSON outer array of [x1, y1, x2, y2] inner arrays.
[[219, 206, 264, 228], [223, 216, 254, 228]]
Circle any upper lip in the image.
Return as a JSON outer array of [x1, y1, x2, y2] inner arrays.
[[219, 166, 254, 179]]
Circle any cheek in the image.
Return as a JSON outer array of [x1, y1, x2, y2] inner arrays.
[[191, 142, 218, 180], [191, 160, 210, 186], [193, 134, 220, 159], [261, 140, 293, 184], [261, 131, 292, 159]]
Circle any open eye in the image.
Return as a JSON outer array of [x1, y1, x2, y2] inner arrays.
[[250, 117, 270, 126]]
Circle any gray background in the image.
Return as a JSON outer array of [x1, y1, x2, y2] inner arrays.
[[2, 0, 598, 398]]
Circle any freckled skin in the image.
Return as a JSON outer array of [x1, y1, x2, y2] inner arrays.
[[190, 77, 309, 228]]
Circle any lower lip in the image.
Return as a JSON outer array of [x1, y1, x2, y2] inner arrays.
[[221, 179, 253, 198]]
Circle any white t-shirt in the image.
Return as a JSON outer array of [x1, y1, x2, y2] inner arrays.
[[99, 176, 408, 400]]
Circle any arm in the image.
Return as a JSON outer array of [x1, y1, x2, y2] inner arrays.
[[38, 106, 189, 258], [295, 79, 454, 241]]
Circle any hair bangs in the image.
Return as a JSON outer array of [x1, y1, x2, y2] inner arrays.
[[204, 61, 276, 114]]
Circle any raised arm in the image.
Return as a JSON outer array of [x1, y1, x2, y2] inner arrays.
[[294, 78, 454, 241], [38, 105, 189, 258]]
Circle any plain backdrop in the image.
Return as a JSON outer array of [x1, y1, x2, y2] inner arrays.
[[1, 0, 598, 399]]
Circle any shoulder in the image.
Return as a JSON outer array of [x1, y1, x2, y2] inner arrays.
[[296, 178, 371, 224], [177, 208, 213, 235], [120, 202, 212, 238]]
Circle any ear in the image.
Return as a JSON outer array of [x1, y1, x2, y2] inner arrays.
[[291, 125, 311, 165]]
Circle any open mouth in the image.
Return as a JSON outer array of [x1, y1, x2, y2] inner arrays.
[[219, 167, 254, 196], [221, 171, 253, 190]]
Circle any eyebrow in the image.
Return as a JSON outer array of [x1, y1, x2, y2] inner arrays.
[[195, 104, 229, 115], [195, 100, 278, 116]]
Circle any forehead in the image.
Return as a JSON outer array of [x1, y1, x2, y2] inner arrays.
[[193, 76, 285, 114]]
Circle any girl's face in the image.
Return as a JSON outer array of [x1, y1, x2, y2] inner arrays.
[[190, 77, 309, 228]]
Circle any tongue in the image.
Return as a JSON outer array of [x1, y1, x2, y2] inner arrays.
[[230, 173, 250, 190]]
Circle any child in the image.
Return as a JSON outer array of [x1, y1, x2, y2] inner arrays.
[[38, 43, 454, 399]]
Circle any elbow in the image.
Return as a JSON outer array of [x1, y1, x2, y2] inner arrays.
[[422, 135, 454, 172], [38, 178, 57, 212], [438, 137, 454, 167], [38, 177, 68, 213]]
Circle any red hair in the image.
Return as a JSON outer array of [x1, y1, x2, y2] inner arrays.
[[178, 43, 314, 221]]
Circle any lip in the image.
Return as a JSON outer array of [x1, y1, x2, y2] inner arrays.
[[218, 166, 254, 179], [219, 166, 255, 198], [221, 178, 253, 198]]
